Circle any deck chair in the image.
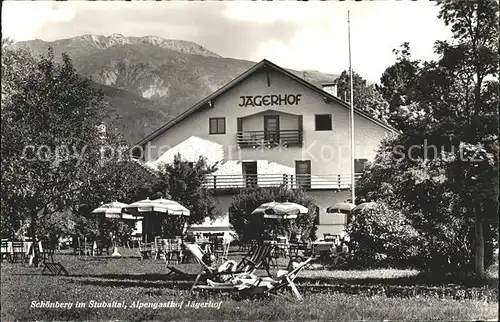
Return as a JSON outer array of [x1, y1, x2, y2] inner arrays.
[[236, 243, 274, 277], [166, 243, 243, 290], [262, 256, 314, 300], [42, 262, 69, 276], [196, 256, 314, 300]]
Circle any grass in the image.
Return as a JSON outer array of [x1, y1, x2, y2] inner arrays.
[[1, 249, 498, 321]]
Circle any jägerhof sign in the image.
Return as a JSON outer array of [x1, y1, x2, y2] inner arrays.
[[239, 94, 302, 107]]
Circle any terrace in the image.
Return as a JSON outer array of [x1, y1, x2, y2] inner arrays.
[[203, 173, 363, 190], [236, 129, 303, 147]]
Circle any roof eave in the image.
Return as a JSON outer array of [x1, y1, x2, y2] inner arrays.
[[135, 59, 399, 146]]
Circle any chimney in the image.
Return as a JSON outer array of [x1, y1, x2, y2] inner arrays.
[[322, 83, 338, 97]]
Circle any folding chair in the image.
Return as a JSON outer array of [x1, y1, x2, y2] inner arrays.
[[193, 256, 314, 301], [1, 241, 8, 262], [221, 238, 231, 262], [263, 256, 314, 300], [10, 242, 25, 263], [152, 237, 163, 260], [165, 243, 240, 290], [236, 243, 274, 277], [213, 236, 230, 264], [42, 262, 69, 276], [138, 241, 152, 260], [163, 239, 181, 265]]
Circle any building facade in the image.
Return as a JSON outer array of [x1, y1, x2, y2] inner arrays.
[[135, 60, 397, 239]]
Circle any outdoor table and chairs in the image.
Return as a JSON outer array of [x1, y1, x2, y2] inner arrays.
[[311, 240, 337, 260], [264, 240, 308, 269], [1, 240, 53, 263], [163, 239, 182, 264], [138, 241, 153, 260]]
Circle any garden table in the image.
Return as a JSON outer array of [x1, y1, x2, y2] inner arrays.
[[5, 241, 31, 262], [311, 241, 335, 254]]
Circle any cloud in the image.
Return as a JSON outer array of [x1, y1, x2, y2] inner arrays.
[[223, 1, 334, 24], [1, 1, 451, 82], [237, 1, 452, 81], [1, 2, 76, 41]]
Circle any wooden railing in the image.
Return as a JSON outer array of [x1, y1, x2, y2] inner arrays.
[[203, 173, 363, 190], [237, 130, 303, 147]]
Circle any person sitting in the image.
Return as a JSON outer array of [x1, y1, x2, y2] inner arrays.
[[341, 242, 349, 254]]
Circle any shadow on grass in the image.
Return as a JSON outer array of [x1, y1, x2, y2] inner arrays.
[[68, 276, 194, 291], [67, 273, 194, 281], [296, 272, 492, 288]]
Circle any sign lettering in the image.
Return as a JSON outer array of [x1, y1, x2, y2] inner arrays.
[[238, 94, 302, 107]]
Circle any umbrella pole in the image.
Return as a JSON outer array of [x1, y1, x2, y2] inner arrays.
[[111, 224, 121, 257], [111, 242, 121, 257]]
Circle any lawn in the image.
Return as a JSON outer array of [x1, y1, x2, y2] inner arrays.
[[1, 250, 498, 321]]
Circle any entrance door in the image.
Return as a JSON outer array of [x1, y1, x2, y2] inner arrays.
[[264, 115, 280, 144], [242, 161, 257, 187], [295, 160, 311, 189]]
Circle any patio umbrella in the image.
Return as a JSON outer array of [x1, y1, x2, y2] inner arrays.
[[91, 201, 128, 219], [252, 202, 308, 242], [123, 198, 190, 242], [351, 202, 377, 215], [326, 202, 355, 214], [91, 201, 137, 257], [124, 198, 190, 216], [251, 202, 309, 219]]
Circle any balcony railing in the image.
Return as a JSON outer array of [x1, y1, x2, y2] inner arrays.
[[237, 130, 303, 147], [203, 173, 363, 190]]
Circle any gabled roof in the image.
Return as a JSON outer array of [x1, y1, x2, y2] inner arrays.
[[136, 59, 398, 146]]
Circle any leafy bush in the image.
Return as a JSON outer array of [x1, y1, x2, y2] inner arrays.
[[154, 153, 221, 236], [229, 185, 317, 242], [346, 203, 421, 269]]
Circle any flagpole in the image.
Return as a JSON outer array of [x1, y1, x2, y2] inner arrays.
[[348, 10, 355, 205]]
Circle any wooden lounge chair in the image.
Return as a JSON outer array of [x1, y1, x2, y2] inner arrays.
[[236, 242, 274, 277], [262, 256, 314, 300], [42, 262, 69, 276], [165, 243, 244, 290], [194, 256, 314, 301]]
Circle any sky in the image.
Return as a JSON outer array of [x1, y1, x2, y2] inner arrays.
[[1, 1, 453, 82]]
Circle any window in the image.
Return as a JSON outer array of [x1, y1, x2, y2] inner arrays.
[[209, 117, 226, 134], [264, 115, 280, 143], [295, 160, 311, 189], [315, 114, 332, 131], [242, 162, 257, 187], [354, 158, 369, 173]]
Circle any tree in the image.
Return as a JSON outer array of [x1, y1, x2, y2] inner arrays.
[[334, 70, 391, 123], [434, 0, 499, 279], [346, 202, 421, 269], [354, 0, 499, 279], [1, 44, 115, 266], [379, 42, 423, 131], [153, 154, 220, 236], [356, 120, 498, 276], [229, 186, 317, 242]]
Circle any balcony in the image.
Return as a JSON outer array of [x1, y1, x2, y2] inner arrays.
[[203, 173, 363, 190], [237, 130, 303, 147]]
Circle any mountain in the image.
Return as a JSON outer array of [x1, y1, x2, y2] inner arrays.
[[14, 34, 339, 145], [91, 82, 174, 144]]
